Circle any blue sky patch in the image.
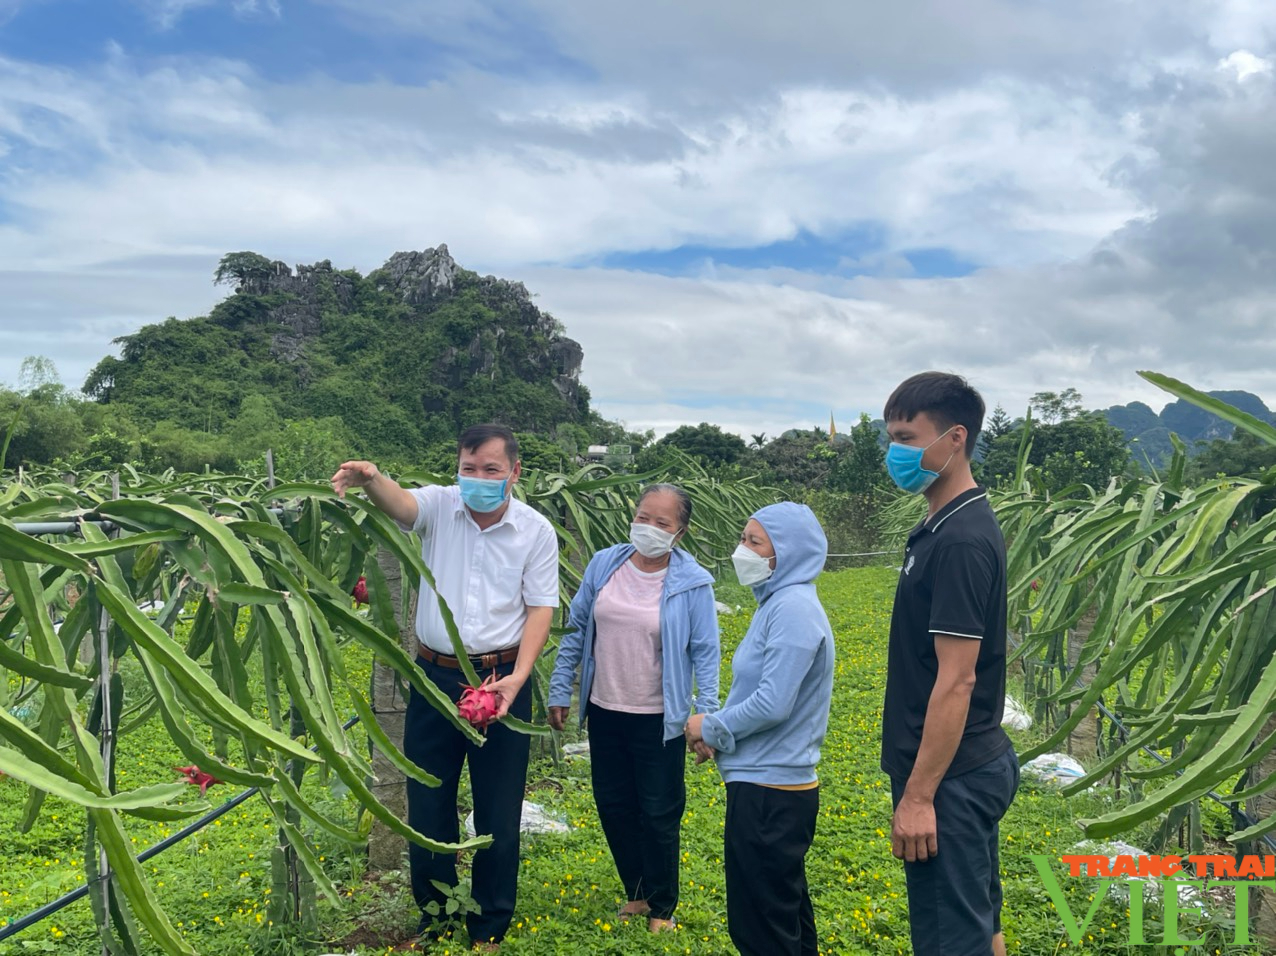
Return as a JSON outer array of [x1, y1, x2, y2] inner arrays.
[[595, 227, 977, 280], [0, 0, 590, 85], [900, 247, 977, 278]]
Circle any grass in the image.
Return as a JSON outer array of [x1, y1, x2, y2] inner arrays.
[[0, 568, 1262, 954]]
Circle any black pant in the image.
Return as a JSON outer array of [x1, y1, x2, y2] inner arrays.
[[587, 703, 686, 920], [724, 782, 819, 956], [403, 655, 532, 945]]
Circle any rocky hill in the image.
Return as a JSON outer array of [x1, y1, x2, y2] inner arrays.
[[1104, 391, 1275, 463], [83, 246, 590, 459]]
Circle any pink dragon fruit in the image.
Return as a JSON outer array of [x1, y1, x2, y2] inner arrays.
[[457, 677, 502, 731], [175, 764, 222, 797], [352, 576, 369, 606]]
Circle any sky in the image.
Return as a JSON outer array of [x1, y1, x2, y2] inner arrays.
[[1, 0, 1275, 439]]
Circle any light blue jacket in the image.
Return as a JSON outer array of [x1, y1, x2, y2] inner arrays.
[[548, 544, 720, 742], [701, 502, 835, 785]]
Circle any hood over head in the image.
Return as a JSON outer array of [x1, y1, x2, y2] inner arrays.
[[749, 502, 828, 603]]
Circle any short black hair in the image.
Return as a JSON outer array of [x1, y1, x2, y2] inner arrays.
[[884, 372, 985, 458], [637, 483, 693, 530], [458, 424, 519, 467]]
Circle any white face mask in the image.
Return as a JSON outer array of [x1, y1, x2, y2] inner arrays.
[[732, 543, 774, 586], [630, 522, 678, 558]]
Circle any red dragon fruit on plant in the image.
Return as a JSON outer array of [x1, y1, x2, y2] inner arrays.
[[457, 675, 502, 731], [352, 576, 369, 606], [175, 764, 222, 797]]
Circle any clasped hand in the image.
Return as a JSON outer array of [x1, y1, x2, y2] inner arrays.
[[683, 714, 715, 765]]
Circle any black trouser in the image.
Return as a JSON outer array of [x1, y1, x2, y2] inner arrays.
[[403, 655, 531, 946], [724, 781, 819, 956], [587, 703, 686, 920]]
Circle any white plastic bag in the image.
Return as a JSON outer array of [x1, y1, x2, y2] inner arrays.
[[464, 801, 570, 838], [1021, 752, 1086, 786], [1002, 695, 1032, 731]]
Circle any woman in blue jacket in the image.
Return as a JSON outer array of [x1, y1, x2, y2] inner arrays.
[[685, 501, 835, 956], [547, 483, 720, 933]]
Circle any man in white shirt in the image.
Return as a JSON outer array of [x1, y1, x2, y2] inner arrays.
[[332, 425, 559, 952]]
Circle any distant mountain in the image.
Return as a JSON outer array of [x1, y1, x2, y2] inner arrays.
[[1103, 390, 1275, 464], [1103, 401, 1159, 438]]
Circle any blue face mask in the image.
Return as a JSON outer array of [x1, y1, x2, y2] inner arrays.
[[886, 427, 957, 495], [456, 474, 511, 513]]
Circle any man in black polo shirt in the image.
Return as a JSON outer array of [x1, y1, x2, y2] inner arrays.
[[880, 372, 1019, 956]]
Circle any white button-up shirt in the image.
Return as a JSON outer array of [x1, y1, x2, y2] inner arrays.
[[399, 484, 559, 654]]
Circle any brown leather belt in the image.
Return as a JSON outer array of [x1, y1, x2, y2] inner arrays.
[[418, 644, 520, 670]]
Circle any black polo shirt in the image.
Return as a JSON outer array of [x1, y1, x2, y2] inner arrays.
[[881, 486, 1011, 781]]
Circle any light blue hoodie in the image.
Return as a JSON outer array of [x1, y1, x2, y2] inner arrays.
[[701, 502, 835, 786], [548, 544, 720, 743]]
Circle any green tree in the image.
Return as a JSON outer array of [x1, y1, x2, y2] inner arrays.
[[1029, 388, 1084, 425], [828, 414, 886, 495], [1190, 429, 1276, 480], [16, 355, 61, 393], [235, 416, 355, 481], [583, 415, 654, 451], [978, 403, 1014, 459], [0, 358, 87, 468], [653, 422, 747, 468], [514, 432, 569, 473], [83, 429, 135, 468], [228, 394, 283, 456], [750, 429, 842, 488], [213, 251, 279, 290], [140, 422, 237, 473], [982, 413, 1131, 492]]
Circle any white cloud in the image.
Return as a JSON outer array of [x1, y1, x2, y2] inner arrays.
[[1218, 50, 1274, 80], [0, 55, 1143, 272]]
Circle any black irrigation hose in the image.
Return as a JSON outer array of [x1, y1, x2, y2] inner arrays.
[[1010, 629, 1276, 856], [0, 715, 361, 942], [11, 508, 287, 538]]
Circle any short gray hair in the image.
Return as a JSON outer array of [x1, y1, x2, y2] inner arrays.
[[636, 483, 692, 530]]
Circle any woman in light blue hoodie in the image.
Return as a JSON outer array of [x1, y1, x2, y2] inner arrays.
[[547, 484, 720, 933], [685, 501, 835, 956]]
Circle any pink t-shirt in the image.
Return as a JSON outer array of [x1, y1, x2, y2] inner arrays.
[[588, 558, 666, 713]]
